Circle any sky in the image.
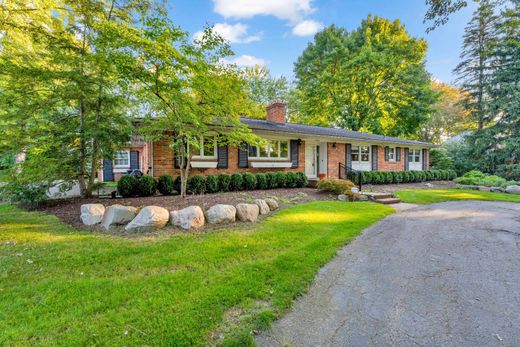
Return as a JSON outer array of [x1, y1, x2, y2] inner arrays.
[[167, 0, 478, 84]]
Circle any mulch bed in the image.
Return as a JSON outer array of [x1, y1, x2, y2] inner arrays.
[[38, 188, 336, 230]]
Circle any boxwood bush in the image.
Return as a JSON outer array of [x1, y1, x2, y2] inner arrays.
[[274, 172, 287, 188], [242, 172, 257, 190], [295, 172, 308, 188], [205, 174, 219, 193], [137, 175, 157, 197], [229, 173, 243, 191], [117, 175, 139, 198], [157, 174, 175, 195], [256, 173, 268, 189], [286, 172, 297, 188], [174, 175, 182, 194], [188, 175, 206, 195], [266, 172, 277, 189], [217, 174, 231, 192]]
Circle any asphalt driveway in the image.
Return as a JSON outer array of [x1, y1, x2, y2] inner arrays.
[[257, 201, 520, 347]]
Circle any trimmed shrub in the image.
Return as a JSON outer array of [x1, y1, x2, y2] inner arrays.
[[117, 175, 139, 198], [266, 172, 277, 189], [286, 172, 297, 188], [229, 173, 243, 191], [173, 175, 181, 193], [317, 178, 355, 199], [205, 174, 219, 193], [157, 174, 175, 195], [188, 175, 206, 194], [242, 172, 257, 190], [275, 172, 287, 188], [382, 172, 392, 184], [448, 169, 457, 180], [136, 175, 156, 197], [256, 173, 268, 190], [425, 171, 433, 181], [391, 171, 402, 184], [295, 172, 308, 188], [217, 174, 231, 192]]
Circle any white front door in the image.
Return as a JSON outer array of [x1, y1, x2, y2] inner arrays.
[[305, 144, 318, 178]]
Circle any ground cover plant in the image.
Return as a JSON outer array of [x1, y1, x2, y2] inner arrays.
[[0, 201, 393, 346], [396, 189, 520, 205], [455, 170, 518, 188]]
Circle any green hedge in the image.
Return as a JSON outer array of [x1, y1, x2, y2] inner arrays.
[[349, 169, 457, 185], [117, 175, 157, 198]]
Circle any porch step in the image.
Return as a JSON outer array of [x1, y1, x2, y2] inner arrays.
[[374, 197, 401, 205]]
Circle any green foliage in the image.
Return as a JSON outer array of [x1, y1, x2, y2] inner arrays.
[[117, 175, 139, 198], [497, 164, 520, 181], [217, 174, 231, 192], [1, 180, 48, 208], [205, 175, 219, 194], [316, 179, 355, 197], [157, 175, 175, 195], [188, 175, 206, 195], [229, 173, 244, 191], [455, 170, 517, 188], [137, 176, 157, 197], [266, 173, 277, 189], [0, 155, 15, 170], [429, 148, 454, 170], [242, 173, 257, 190], [285, 172, 297, 188], [293, 18, 436, 137], [274, 172, 287, 188], [255, 173, 268, 190], [243, 66, 289, 108], [295, 172, 308, 188], [174, 176, 182, 194]]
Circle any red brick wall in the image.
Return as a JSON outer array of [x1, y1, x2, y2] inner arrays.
[[152, 140, 305, 177], [327, 142, 346, 179], [377, 145, 406, 172], [266, 101, 286, 123]]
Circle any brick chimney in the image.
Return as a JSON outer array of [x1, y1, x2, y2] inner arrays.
[[266, 99, 286, 123]]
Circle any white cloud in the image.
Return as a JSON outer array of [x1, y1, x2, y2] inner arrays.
[[213, 0, 314, 23], [222, 55, 266, 68], [292, 19, 323, 36], [194, 22, 262, 44]]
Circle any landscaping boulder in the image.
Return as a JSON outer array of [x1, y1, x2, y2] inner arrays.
[[125, 206, 169, 232], [170, 206, 205, 230], [456, 184, 479, 190], [254, 199, 270, 215], [338, 194, 348, 202], [80, 204, 105, 226], [477, 185, 491, 192], [491, 186, 505, 193], [235, 203, 260, 222], [101, 204, 137, 230], [358, 195, 369, 201], [264, 198, 279, 211], [206, 204, 236, 224], [505, 185, 520, 194]]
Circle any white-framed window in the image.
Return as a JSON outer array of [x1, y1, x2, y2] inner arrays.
[[408, 149, 421, 163], [249, 140, 289, 160], [114, 150, 130, 167], [351, 145, 370, 162], [388, 147, 395, 161], [192, 136, 217, 159]]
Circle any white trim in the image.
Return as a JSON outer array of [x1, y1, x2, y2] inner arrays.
[[250, 161, 292, 168], [249, 139, 289, 160], [114, 150, 130, 168], [191, 161, 218, 168], [113, 168, 130, 173]]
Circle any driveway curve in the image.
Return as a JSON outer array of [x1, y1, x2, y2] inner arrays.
[[257, 201, 520, 347]]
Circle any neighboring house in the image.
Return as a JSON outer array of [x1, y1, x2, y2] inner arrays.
[[100, 101, 434, 182]]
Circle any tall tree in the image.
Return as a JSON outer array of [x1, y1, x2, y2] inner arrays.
[[0, 0, 153, 199], [453, 0, 499, 131], [293, 17, 437, 137], [243, 66, 289, 108], [418, 81, 474, 143], [424, 0, 472, 31]]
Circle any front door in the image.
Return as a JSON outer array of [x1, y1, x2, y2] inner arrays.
[[305, 144, 318, 179]]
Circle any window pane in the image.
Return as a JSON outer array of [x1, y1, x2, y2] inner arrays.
[[259, 143, 269, 157], [203, 137, 215, 157], [414, 150, 421, 162], [361, 146, 370, 162], [351, 146, 359, 162], [408, 150, 413, 163], [115, 151, 129, 166], [248, 145, 257, 157], [388, 148, 395, 160], [271, 141, 280, 158], [280, 141, 288, 158]]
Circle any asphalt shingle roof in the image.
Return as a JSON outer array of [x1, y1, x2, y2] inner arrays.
[[240, 118, 435, 147]]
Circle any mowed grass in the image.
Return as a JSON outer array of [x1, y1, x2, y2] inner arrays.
[[0, 201, 393, 346], [396, 188, 520, 204]]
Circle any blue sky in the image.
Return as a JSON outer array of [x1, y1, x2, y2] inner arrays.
[[168, 0, 477, 84]]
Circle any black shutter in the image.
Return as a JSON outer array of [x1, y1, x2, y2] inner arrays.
[[130, 150, 139, 170], [345, 143, 352, 173], [217, 144, 228, 169], [384, 146, 389, 161], [404, 148, 409, 171], [396, 147, 401, 161], [371, 145, 378, 171], [422, 149, 428, 170], [290, 140, 299, 168], [103, 159, 114, 182], [238, 143, 248, 168]]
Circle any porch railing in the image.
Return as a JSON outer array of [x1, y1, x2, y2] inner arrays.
[[338, 163, 362, 192]]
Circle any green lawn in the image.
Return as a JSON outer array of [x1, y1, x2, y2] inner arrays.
[[396, 188, 520, 204], [0, 201, 393, 346]]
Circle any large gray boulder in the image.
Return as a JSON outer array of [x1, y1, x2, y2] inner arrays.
[[490, 186, 505, 193], [170, 206, 205, 230], [206, 204, 236, 224], [254, 199, 270, 215], [125, 206, 169, 232], [264, 198, 279, 211], [505, 185, 520, 194], [101, 204, 137, 230], [80, 203, 105, 226], [236, 203, 260, 222]]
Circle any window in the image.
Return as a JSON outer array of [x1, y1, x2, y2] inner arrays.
[[114, 150, 129, 167], [193, 136, 217, 159], [249, 140, 289, 159], [351, 146, 370, 162], [408, 149, 421, 163], [388, 147, 395, 161]]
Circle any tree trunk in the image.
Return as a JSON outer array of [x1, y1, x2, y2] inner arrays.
[[180, 155, 191, 198]]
